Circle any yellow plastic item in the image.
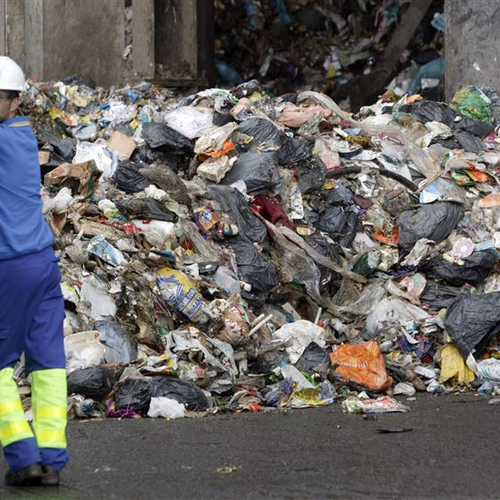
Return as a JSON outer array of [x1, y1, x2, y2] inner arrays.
[[439, 344, 475, 386]]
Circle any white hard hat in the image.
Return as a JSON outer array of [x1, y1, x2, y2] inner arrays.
[[0, 57, 26, 92]]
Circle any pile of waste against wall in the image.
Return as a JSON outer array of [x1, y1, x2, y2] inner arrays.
[[214, 0, 444, 103], [16, 75, 500, 419]]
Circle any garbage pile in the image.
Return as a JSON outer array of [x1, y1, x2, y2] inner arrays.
[[17, 77, 500, 420], [215, 0, 444, 101]]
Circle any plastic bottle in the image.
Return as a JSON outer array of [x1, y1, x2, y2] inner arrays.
[[243, 0, 265, 29], [155, 268, 209, 324], [213, 267, 241, 296]]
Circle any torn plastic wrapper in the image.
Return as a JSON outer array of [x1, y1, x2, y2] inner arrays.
[[342, 396, 410, 414], [87, 234, 125, 267]]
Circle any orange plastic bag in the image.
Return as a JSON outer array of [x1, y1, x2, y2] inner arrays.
[[329, 341, 392, 392], [198, 139, 235, 160]]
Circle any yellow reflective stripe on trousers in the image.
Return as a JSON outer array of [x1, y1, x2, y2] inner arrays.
[[35, 406, 66, 420], [0, 400, 23, 418], [35, 429, 66, 448], [0, 367, 34, 446], [0, 421, 34, 446], [31, 369, 67, 449]]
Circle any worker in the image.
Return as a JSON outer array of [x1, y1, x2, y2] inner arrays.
[[0, 57, 67, 486]]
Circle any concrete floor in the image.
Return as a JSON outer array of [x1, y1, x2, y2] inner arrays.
[[0, 393, 498, 500]]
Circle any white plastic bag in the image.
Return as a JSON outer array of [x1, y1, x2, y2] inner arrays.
[[164, 107, 214, 139], [64, 331, 105, 372], [42, 187, 75, 214], [147, 397, 186, 419], [365, 298, 429, 337], [272, 320, 325, 364], [131, 220, 176, 248], [73, 139, 115, 179]]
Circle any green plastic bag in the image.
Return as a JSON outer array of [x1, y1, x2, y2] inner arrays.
[[451, 85, 493, 123]]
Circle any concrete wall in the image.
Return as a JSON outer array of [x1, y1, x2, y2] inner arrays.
[[41, 0, 127, 86], [0, 0, 155, 86], [445, 0, 500, 100], [4, 0, 25, 68], [0, 0, 211, 87]]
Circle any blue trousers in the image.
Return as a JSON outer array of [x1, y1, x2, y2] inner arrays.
[[0, 246, 68, 471]]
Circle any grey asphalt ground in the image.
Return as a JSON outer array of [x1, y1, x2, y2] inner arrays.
[[0, 393, 498, 500]]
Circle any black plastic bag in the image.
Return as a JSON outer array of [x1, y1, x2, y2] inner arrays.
[[209, 185, 267, 243], [423, 250, 498, 286], [296, 157, 327, 195], [221, 151, 281, 195], [305, 233, 343, 263], [453, 131, 486, 154], [34, 124, 75, 162], [432, 133, 486, 154], [94, 319, 137, 365], [213, 111, 236, 127], [444, 292, 500, 357], [279, 136, 313, 165], [397, 202, 464, 250], [400, 100, 494, 138], [236, 117, 285, 148], [133, 144, 175, 165], [248, 350, 289, 374], [139, 165, 192, 208], [317, 206, 358, 248], [324, 185, 354, 205], [112, 160, 152, 193], [305, 233, 342, 294], [150, 377, 209, 410], [56, 138, 76, 162], [232, 80, 263, 99], [142, 122, 193, 153], [229, 236, 279, 294], [113, 123, 135, 137], [295, 342, 330, 378], [177, 94, 197, 107], [67, 367, 113, 400], [115, 198, 178, 222], [115, 378, 152, 413], [420, 281, 469, 310]]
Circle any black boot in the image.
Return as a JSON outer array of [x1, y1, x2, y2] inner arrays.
[[5, 463, 43, 486], [41, 465, 60, 486]]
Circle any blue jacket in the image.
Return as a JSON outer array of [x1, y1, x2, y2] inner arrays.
[[0, 116, 53, 259]]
